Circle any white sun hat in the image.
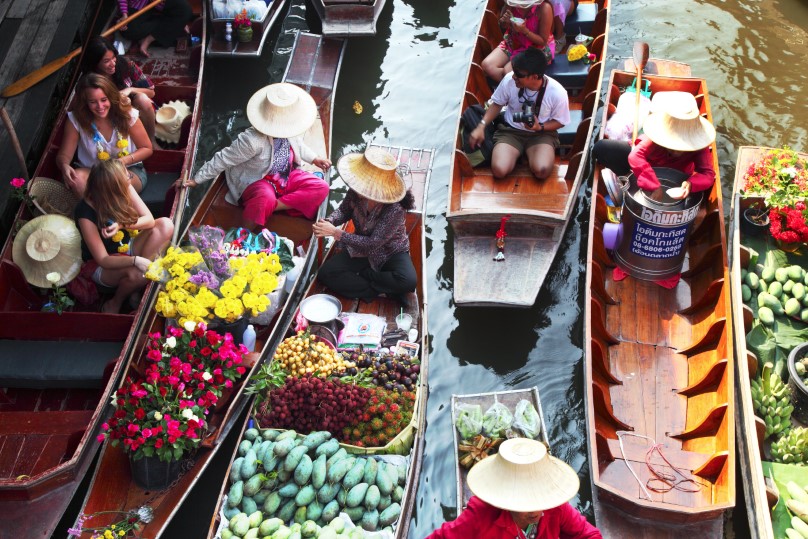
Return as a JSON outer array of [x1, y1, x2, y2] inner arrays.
[[246, 83, 318, 139], [12, 214, 82, 288], [466, 437, 580, 513], [642, 91, 716, 152]]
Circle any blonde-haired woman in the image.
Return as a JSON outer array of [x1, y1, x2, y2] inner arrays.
[[75, 160, 173, 313], [57, 73, 153, 197]]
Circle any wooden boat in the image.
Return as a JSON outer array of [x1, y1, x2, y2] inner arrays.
[[206, 143, 433, 538], [584, 61, 735, 537], [206, 0, 289, 57], [450, 387, 549, 514], [731, 146, 808, 539], [310, 0, 388, 37], [70, 31, 344, 538], [0, 5, 207, 538], [447, 0, 609, 307]]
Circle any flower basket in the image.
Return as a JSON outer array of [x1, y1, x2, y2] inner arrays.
[[129, 454, 182, 490]]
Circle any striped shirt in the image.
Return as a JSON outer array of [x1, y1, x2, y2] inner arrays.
[[119, 0, 165, 14]]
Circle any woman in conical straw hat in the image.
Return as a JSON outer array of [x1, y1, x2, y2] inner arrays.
[[312, 147, 417, 303], [75, 159, 173, 313], [427, 438, 602, 539], [593, 91, 717, 200], [180, 83, 331, 230]]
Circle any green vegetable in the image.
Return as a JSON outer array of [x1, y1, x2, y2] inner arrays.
[[347, 482, 370, 507], [271, 528, 292, 539], [242, 449, 259, 479], [241, 496, 258, 515], [747, 272, 761, 290], [230, 457, 245, 484], [318, 528, 337, 539], [327, 456, 356, 484], [785, 280, 796, 294], [244, 473, 265, 497], [361, 509, 379, 531], [802, 308, 808, 323], [329, 517, 346, 533], [305, 499, 322, 522], [278, 499, 297, 522], [294, 454, 313, 486], [260, 518, 284, 536], [254, 488, 271, 505], [243, 528, 259, 539], [392, 485, 404, 502], [769, 281, 783, 298], [789, 265, 805, 281], [482, 402, 513, 437], [221, 529, 233, 539], [295, 484, 316, 506], [375, 461, 393, 496], [315, 438, 340, 458], [761, 267, 775, 282], [238, 439, 253, 457], [284, 445, 309, 473], [223, 506, 241, 520], [378, 494, 392, 511], [277, 467, 292, 483], [262, 429, 280, 441], [244, 428, 260, 442], [362, 458, 378, 485], [454, 403, 483, 440], [379, 502, 402, 526], [228, 480, 244, 508], [301, 520, 318, 538], [759, 306, 775, 326], [274, 437, 298, 458], [263, 491, 282, 515], [317, 482, 341, 504], [336, 486, 348, 506], [312, 454, 327, 489], [786, 297, 802, 316], [301, 431, 331, 451], [344, 506, 364, 522], [795, 283, 806, 301], [276, 429, 298, 441], [342, 459, 367, 490], [248, 511, 263, 528], [513, 399, 542, 439], [279, 482, 300, 498], [231, 513, 250, 536], [326, 447, 348, 467], [294, 505, 307, 524], [321, 500, 340, 523], [776, 268, 790, 284]]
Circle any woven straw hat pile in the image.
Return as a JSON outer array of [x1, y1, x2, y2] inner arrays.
[[336, 147, 406, 204], [466, 438, 580, 512], [28, 177, 79, 217], [12, 214, 82, 288], [246, 83, 318, 139]]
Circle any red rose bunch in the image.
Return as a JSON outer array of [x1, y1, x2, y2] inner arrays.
[[99, 324, 248, 462], [233, 9, 251, 29]]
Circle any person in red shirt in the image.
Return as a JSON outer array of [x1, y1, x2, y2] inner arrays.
[[427, 438, 602, 539], [593, 91, 716, 200]]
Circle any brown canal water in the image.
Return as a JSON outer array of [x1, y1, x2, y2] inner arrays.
[[154, 0, 808, 538]]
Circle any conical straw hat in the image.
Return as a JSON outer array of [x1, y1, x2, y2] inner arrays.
[[336, 147, 406, 204], [642, 91, 716, 152], [246, 83, 317, 139], [467, 438, 580, 512], [12, 214, 82, 288]]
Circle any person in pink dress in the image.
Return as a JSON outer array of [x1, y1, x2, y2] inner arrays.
[[180, 83, 331, 230], [482, 0, 555, 82], [427, 438, 601, 539]]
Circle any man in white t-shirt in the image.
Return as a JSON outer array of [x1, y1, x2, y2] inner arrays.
[[469, 47, 570, 180]]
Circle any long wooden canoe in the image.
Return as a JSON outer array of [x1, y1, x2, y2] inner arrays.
[[447, 0, 609, 307], [0, 5, 206, 538], [69, 31, 344, 538], [310, 0, 388, 37], [584, 62, 734, 537], [206, 143, 433, 538], [731, 146, 808, 539], [206, 0, 289, 58], [450, 387, 549, 514]]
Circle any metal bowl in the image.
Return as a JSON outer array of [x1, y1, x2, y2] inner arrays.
[[299, 294, 342, 324]]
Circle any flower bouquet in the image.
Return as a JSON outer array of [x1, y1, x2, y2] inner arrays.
[[742, 147, 808, 244], [98, 324, 248, 463], [233, 9, 252, 42], [146, 225, 286, 329]]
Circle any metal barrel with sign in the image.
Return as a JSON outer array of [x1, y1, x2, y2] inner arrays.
[[612, 167, 703, 280]]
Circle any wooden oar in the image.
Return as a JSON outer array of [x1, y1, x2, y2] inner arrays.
[[1, 0, 163, 98], [631, 41, 650, 145], [172, 170, 189, 244]]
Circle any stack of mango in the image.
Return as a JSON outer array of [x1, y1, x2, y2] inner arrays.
[[742, 261, 808, 324]]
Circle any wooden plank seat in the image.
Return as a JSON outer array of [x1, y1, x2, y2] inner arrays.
[[0, 340, 123, 389], [547, 55, 592, 92], [558, 108, 583, 146], [565, 2, 598, 37], [141, 171, 178, 218]]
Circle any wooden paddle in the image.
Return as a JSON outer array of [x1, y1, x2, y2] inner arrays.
[[172, 170, 189, 244], [1, 0, 163, 98], [631, 41, 650, 145]]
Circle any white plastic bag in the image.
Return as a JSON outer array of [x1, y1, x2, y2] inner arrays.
[[604, 91, 651, 141], [243, 0, 268, 21]]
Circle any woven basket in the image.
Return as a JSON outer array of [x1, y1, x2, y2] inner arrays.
[[28, 177, 79, 217]]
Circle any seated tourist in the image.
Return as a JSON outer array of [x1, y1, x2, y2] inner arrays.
[[482, 0, 555, 82]]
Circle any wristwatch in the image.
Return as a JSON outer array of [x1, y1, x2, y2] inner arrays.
[[479, 119, 487, 126], [539, 122, 545, 132]]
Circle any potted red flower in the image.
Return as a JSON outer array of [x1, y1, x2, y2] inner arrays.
[[233, 9, 252, 43], [98, 324, 248, 489]]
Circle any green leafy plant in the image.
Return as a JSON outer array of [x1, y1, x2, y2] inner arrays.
[[245, 360, 287, 404]]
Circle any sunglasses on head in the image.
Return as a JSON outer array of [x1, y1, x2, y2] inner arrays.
[[512, 71, 531, 79]]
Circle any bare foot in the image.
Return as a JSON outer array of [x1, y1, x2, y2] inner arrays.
[[138, 45, 151, 58], [101, 300, 120, 314]]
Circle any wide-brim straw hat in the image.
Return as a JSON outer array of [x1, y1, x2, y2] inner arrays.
[[28, 177, 80, 217], [506, 0, 544, 7], [155, 100, 192, 144], [467, 438, 580, 513], [643, 91, 716, 152], [246, 83, 317, 138], [12, 214, 82, 288], [336, 147, 407, 204]]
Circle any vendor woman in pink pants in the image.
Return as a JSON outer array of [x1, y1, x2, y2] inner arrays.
[[180, 83, 330, 229]]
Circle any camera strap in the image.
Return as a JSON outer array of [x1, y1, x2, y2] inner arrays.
[[532, 76, 548, 118]]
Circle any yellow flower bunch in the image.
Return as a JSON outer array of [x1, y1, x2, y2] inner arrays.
[[214, 297, 245, 323], [242, 292, 270, 316], [98, 150, 111, 161], [567, 44, 588, 62]]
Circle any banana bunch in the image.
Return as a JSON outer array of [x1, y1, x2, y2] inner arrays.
[[752, 362, 793, 439], [785, 482, 808, 538], [771, 427, 808, 464]]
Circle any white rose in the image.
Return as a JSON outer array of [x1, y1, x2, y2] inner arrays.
[[183, 320, 196, 332], [110, 394, 118, 407], [181, 408, 193, 419], [46, 272, 61, 284], [202, 372, 212, 381], [153, 412, 162, 421], [781, 166, 798, 178], [164, 336, 177, 349]]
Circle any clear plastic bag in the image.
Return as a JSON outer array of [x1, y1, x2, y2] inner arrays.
[[482, 402, 513, 438], [455, 403, 483, 440], [512, 399, 542, 439]]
